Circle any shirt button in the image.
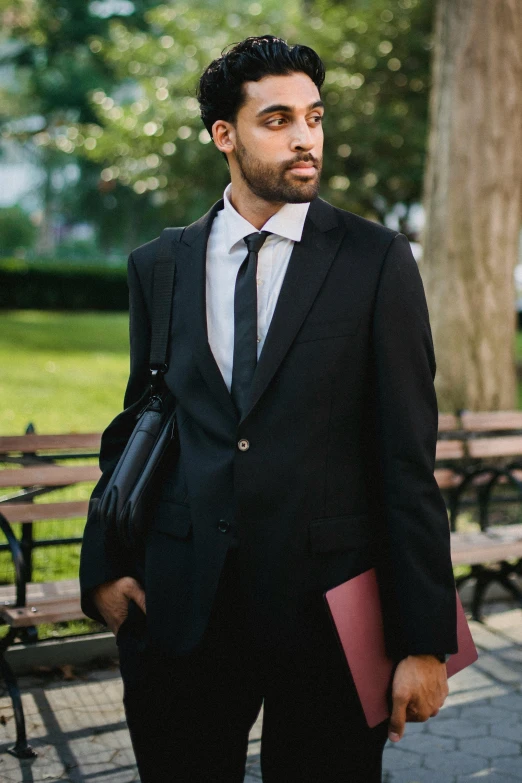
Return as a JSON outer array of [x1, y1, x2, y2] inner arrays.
[[217, 519, 230, 533], [257, 336, 261, 343], [238, 439, 250, 451], [257, 278, 263, 286]]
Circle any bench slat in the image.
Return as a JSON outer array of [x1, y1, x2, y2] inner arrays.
[[0, 500, 90, 523], [0, 464, 101, 488], [451, 524, 522, 565], [438, 414, 460, 432], [0, 599, 84, 626], [0, 579, 83, 626], [460, 411, 522, 431], [0, 433, 101, 454], [435, 469, 463, 490], [467, 436, 522, 459], [0, 579, 79, 604], [436, 440, 466, 460]]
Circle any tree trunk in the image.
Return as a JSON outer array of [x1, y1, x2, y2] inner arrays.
[[420, 0, 522, 412], [36, 157, 56, 257]]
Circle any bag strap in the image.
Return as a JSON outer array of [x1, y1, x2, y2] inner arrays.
[[149, 227, 183, 384]]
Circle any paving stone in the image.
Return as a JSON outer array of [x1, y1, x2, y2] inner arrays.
[[473, 653, 522, 683], [485, 609, 522, 642], [469, 621, 515, 651], [90, 728, 133, 751], [389, 769, 457, 783], [490, 718, 522, 743], [398, 720, 430, 735], [492, 754, 522, 778], [460, 704, 514, 724], [449, 666, 495, 691], [488, 690, 522, 713], [383, 746, 420, 770], [429, 717, 488, 739], [390, 732, 456, 753], [458, 735, 521, 758], [445, 684, 509, 707], [423, 750, 487, 775], [457, 772, 522, 782]]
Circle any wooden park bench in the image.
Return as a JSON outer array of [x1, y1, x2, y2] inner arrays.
[[0, 431, 101, 758], [436, 411, 522, 622]]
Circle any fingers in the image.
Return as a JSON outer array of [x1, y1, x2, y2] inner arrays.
[[406, 703, 430, 722], [389, 692, 408, 742], [126, 579, 147, 614]]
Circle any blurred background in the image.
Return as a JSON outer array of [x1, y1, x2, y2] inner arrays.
[[0, 0, 521, 635], [1, 0, 521, 435]]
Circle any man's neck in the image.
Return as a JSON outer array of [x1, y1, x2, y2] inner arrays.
[[227, 182, 285, 230]]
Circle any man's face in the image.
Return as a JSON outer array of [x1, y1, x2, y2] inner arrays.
[[222, 72, 324, 203]]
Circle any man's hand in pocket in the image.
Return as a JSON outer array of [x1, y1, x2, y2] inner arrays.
[[92, 577, 146, 636]]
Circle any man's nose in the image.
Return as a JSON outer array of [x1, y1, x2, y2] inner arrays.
[[291, 121, 316, 150]]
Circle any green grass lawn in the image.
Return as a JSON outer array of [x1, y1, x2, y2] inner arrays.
[[0, 309, 130, 434]]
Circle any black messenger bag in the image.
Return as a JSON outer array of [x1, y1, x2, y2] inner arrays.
[[95, 227, 181, 550]]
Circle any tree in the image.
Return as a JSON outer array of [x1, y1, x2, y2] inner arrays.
[[52, 0, 434, 232], [420, 0, 522, 411], [0, 0, 157, 255]]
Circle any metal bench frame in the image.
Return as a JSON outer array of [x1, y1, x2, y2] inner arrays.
[[0, 425, 101, 758]]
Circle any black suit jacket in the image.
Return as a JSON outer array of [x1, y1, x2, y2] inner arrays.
[[79, 195, 458, 660]]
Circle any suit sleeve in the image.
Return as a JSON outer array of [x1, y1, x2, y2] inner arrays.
[[372, 232, 458, 661], [79, 252, 151, 625]]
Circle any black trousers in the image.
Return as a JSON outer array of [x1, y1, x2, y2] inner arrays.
[[116, 548, 389, 782]]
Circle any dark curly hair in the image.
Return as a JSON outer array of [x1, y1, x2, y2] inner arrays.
[[196, 35, 325, 166]]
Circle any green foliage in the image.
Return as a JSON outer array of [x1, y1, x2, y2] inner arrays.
[[67, 0, 433, 225], [0, 257, 128, 309], [2, 0, 434, 238], [0, 205, 38, 253]]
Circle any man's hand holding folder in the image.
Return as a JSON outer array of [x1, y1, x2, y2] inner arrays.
[[324, 567, 478, 739], [387, 653, 449, 742]]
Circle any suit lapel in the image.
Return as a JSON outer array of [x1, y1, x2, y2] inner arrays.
[[176, 198, 239, 421], [240, 197, 346, 423]]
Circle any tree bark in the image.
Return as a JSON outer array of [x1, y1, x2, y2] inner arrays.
[[420, 0, 522, 411]]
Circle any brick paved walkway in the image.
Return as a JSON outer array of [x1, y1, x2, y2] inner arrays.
[[0, 601, 521, 782]]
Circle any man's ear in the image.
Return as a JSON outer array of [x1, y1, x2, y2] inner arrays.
[[212, 120, 235, 156]]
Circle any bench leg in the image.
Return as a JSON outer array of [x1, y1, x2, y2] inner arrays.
[[470, 565, 491, 622], [0, 643, 37, 758], [496, 561, 522, 608]]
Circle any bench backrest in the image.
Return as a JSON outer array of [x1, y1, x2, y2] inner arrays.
[[0, 433, 102, 525]]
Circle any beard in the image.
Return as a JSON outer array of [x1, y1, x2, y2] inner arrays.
[[234, 131, 322, 204]]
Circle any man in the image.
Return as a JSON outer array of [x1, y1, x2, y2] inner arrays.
[[80, 35, 457, 783]]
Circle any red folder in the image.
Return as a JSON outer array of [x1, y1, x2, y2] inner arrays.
[[324, 568, 478, 728]]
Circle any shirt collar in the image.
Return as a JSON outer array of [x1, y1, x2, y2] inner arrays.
[[222, 181, 311, 254]]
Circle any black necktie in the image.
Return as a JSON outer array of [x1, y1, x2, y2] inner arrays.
[[231, 230, 272, 417]]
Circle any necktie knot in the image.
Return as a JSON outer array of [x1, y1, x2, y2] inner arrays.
[[244, 230, 271, 254]]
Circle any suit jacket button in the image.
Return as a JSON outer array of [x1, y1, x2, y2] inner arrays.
[[218, 519, 230, 533], [238, 439, 250, 451]]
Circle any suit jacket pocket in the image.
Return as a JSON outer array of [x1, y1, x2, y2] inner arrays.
[[294, 316, 360, 344], [308, 513, 376, 553], [149, 500, 193, 539]]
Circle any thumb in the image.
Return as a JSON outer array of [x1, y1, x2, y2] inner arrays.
[[389, 694, 407, 742], [127, 581, 147, 614]]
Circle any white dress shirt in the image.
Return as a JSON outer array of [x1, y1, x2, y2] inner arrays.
[[205, 182, 311, 392]]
